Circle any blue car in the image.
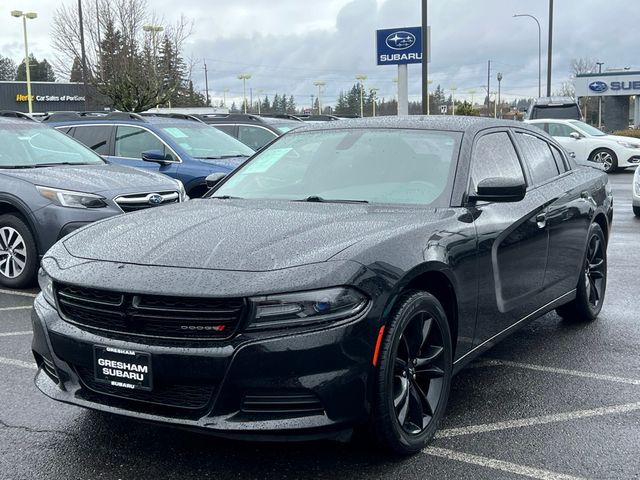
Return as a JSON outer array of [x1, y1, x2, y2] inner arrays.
[[45, 112, 255, 198]]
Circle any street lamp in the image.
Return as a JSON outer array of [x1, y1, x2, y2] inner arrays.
[[313, 81, 326, 115], [513, 14, 542, 98], [596, 62, 604, 128], [356, 74, 367, 117], [237, 74, 251, 114], [497, 72, 503, 118], [143, 24, 164, 108], [11, 10, 37, 114], [370, 87, 379, 117], [223, 88, 230, 108], [450, 86, 457, 115]]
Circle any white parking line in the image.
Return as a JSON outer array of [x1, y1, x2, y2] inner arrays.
[[435, 402, 640, 439], [0, 356, 37, 370], [471, 359, 640, 386], [0, 331, 31, 337], [423, 447, 585, 480], [0, 306, 33, 312], [0, 289, 37, 298]]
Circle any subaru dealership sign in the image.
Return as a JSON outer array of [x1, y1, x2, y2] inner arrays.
[[575, 71, 640, 96], [376, 27, 423, 65]]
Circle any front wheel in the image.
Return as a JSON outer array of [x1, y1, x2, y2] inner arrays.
[[589, 149, 618, 173], [556, 223, 607, 322], [372, 291, 452, 455], [0, 214, 38, 289]]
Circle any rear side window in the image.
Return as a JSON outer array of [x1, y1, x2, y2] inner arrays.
[[516, 133, 559, 184], [70, 125, 112, 155], [238, 126, 276, 150], [549, 144, 569, 173], [471, 132, 525, 192]]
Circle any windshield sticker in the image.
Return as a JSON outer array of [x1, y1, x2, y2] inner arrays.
[[243, 148, 292, 173], [164, 128, 188, 139]]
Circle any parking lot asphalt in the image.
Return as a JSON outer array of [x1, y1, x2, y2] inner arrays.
[[0, 169, 638, 480]]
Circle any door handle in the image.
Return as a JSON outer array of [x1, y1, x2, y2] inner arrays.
[[536, 213, 547, 229], [581, 191, 590, 200]]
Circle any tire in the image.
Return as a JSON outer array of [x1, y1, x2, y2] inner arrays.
[[372, 290, 453, 455], [556, 223, 607, 322], [589, 148, 618, 173], [0, 214, 38, 289], [634, 206, 640, 217]]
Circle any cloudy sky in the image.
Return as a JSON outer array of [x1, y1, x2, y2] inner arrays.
[[1, 0, 637, 108]]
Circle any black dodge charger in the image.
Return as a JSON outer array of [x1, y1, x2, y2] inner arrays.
[[32, 117, 612, 454]]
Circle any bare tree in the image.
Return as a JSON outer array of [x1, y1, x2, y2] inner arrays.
[[50, 0, 195, 111]]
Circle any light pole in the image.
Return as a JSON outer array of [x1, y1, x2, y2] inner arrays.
[[257, 90, 263, 115], [237, 74, 251, 113], [356, 74, 367, 117], [143, 24, 164, 108], [313, 81, 326, 114], [370, 88, 379, 117], [492, 92, 498, 118], [450, 86, 457, 115], [547, 0, 554, 97], [11, 10, 37, 114], [497, 72, 503, 118], [223, 88, 229, 108], [596, 62, 604, 128], [513, 14, 542, 98], [421, 0, 429, 114]]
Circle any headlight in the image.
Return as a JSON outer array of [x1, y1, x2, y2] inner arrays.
[[37, 268, 55, 307], [175, 180, 188, 201], [616, 140, 640, 149], [247, 287, 368, 330], [36, 186, 107, 209]]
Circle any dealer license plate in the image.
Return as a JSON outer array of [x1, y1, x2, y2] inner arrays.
[[93, 345, 153, 391]]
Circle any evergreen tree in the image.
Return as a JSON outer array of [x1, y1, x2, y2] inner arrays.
[[70, 57, 83, 82], [230, 101, 238, 113], [0, 55, 16, 81], [261, 96, 271, 113], [286, 95, 296, 114], [15, 55, 56, 82]]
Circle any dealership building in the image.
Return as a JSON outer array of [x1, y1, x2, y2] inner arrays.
[[0, 81, 106, 113], [575, 70, 640, 131]]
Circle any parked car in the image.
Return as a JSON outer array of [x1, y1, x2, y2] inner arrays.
[[524, 96, 582, 121], [633, 166, 640, 216], [0, 117, 185, 288], [191, 113, 303, 151], [44, 112, 255, 198], [526, 118, 640, 172], [33, 117, 612, 454]]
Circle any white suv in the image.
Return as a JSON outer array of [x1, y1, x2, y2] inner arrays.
[[526, 119, 640, 173]]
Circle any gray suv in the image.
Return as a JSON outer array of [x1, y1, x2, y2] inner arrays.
[[0, 118, 185, 288]]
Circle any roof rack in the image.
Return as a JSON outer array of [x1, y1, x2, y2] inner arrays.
[[195, 113, 265, 122], [260, 113, 304, 121], [0, 110, 36, 121], [41, 111, 147, 123], [140, 112, 205, 123]]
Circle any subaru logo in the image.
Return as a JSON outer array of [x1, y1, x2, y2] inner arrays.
[[147, 194, 163, 205], [385, 31, 416, 50], [588, 81, 608, 93]]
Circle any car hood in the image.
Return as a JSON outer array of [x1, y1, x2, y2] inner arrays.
[[0, 163, 176, 194], [604, 134, 640, 146], [62, 199, 435, 271]]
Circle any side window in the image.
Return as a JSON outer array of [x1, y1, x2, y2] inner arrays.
[[238, 126, 276, 150], [549, 144, 569, 173], [516, 133, 560, 184], [71, 125, 111, 155], [114, 126, 174, 161], [471, 132, 525, 192], [547, 123, 574, 138]]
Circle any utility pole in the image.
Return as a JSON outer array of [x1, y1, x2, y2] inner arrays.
[[547, 0, 554, 97], [78, 0, 88, 110], [497, 72, 503, 118], [421, 0, 429, 114], [356, 74, 367, 117], [450, 86, 457, 115], [486, 60, 491, 117], [237, 74, 251, 113], [371, 87, 379, 117], [596, 62, 604, 128], [313, 81, 325, 114], [203, 61, 209, 106]]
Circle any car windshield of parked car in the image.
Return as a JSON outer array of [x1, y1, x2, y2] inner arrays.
[[0, 123, 105, 168], [160, 125, 255, 159], [568, 120, 606, 137], [214, 128, 461, 206]]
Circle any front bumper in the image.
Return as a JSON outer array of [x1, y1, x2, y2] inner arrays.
[[31, 294, 377, 440]]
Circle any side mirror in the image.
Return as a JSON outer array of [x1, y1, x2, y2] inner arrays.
[[205, 172, 227, 188], [569, 132, 581, 140], [142, 149, 170, 165], [469, 177, 526, 203]]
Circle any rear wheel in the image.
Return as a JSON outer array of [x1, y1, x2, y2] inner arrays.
[[634, 206, 640, 217], [372, 291, 452, 455], [589, 149, 618, 173], [0, 214, 38, 289], [556, 223, 607, 322]]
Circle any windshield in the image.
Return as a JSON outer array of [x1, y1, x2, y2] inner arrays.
[[0, 123, 105, 168], [568, 120, 606, 137], [160, 125, 254, 159], [213, 129, 461, 206]]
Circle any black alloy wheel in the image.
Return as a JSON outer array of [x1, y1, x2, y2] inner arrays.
[[556, 223, 607, 322], [372, 291, 452, 455]]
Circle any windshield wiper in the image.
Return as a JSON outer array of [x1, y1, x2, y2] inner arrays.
[[0, 165, 37, 169], [209, 195, 243, 200], [296, 195, 369, 204], [198, 155, 249, 160], [33, 162, 97, 167]]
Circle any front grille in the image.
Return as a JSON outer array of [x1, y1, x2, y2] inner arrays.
[[75, 366, 214, 410], [241, 392, 324, 416], [55, 283, 245, 340], [114, 190, 179, 212]]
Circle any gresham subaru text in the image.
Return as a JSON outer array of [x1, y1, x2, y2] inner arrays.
[[32, 117, 612, 455]]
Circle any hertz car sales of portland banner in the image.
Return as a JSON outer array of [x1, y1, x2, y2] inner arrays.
[[376, 26, 430, 115]]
